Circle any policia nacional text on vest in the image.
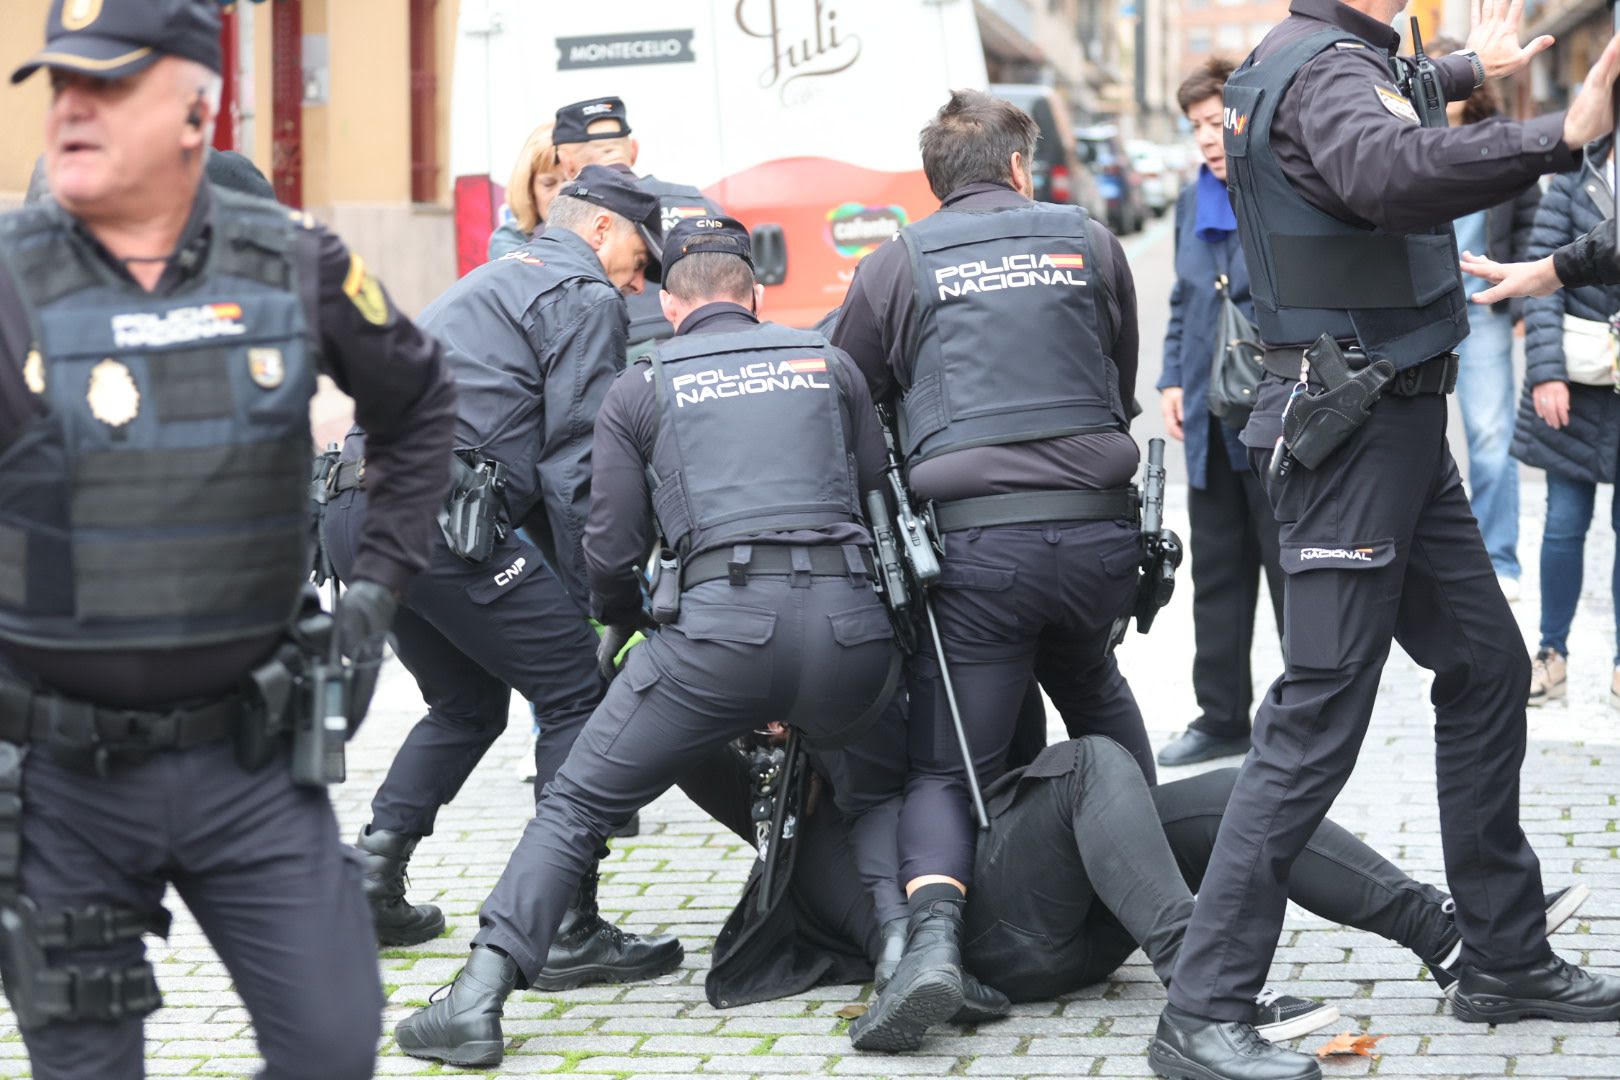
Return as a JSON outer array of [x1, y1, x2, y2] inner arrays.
[[0, 189, 345, 1030]]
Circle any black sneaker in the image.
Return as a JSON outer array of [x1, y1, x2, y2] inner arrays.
[[1251, 987, 1338, 1042], [1426, 885, 1589, 998]]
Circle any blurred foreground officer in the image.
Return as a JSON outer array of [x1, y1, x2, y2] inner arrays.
[[553, 97, 727, 353], [392, 216, 900, 1069], [324, 167, 683, 983], [829, 89, 1148, 1049], [0, 2, 458, 1077], [1152, 3, 1620, 1077]]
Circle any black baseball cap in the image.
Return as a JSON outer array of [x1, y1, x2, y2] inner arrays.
[[559, 164, 664, 281], [554, 97, 632, 145], [662, 215, 755, 279], [12, 0, 223, 85]]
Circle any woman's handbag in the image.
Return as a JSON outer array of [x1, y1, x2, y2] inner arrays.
[[1207, 272, 1266, 427], [1559, 313, 1619, 389]]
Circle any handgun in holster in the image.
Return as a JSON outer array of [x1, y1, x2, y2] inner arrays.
[[1280, 334, 1393, 470], [1111, 438, 1183, 648], [438, 452, 510, 564], [235, 588, 351, 786]]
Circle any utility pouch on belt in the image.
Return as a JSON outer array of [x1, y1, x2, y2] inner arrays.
[[438, 452, 509, 564], [648, 550, 682, 625], [1281, 334, 1393, 469], [235, 604, 339, 783]]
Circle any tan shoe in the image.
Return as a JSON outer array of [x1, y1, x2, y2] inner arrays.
[[1529, 648, 1566, 705]]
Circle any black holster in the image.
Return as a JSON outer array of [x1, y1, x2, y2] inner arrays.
[[0, 743, 164, 1029], [235, 595, 338, 781], [649, 550, 682, 625], [438, 452, 510, 564], [1280, 334, 1393, 469]]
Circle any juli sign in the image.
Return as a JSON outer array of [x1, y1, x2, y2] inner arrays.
[[736, 0, 863, 102], [557, 29, 696, 70]]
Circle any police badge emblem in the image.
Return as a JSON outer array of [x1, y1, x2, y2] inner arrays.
[[62, 0, 104, 31], [248, 347, 285, 389], [86, 358, 139, 427], [23, 349, 44, 395]]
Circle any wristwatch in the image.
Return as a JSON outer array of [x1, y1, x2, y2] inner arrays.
[[1458, 49, 1486, 89]]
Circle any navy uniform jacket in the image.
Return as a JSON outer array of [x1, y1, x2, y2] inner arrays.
[[1158, 180, 1252, 490]]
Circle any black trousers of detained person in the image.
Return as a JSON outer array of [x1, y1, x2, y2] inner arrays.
[[1168, 380, 1548, 1022]]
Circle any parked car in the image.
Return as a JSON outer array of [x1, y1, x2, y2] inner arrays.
[[989, 84, 1106, 223], [1074, 124, 1145, 235], [1127, 138, 1175, 218]]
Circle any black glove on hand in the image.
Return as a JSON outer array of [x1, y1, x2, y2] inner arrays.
[[597, 623, 635, 683], [336, 579, 397, 664]]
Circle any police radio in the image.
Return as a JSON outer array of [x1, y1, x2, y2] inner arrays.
[[292, 577, 349, 787], [1401, 17, 1449, 129]]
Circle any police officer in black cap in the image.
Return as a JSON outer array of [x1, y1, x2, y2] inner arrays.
[[827, 87, 1150, 1050], [0, 2, 458, 1077], [323, 165, 683, 984], [553, 96, 728, 356], [1151, 3, 1620, 1078], [390, 214, 901, 1069]]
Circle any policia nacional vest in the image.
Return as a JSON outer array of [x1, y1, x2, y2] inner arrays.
[[1222, 28, 1468, 369], [625, 178, 725, 344], [0, 189, 317, 651], [897, 202, 1126, 463], [649, 325, 860, 558]]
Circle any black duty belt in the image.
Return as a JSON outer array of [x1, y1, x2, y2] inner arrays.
[[0, 679, 240, 757], [329, 458, 366, 493], [1262, 348, 1459, 397], [932, 488, 1138, 533], [683, 544, 875, 589]]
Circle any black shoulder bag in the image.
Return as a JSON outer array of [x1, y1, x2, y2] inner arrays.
[[1206, 242, 1265, 428]]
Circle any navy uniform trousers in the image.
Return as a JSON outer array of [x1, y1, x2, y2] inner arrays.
[[16, 741, 382, 1080], [472, 573, 897, 985], [1168, 378, 1548, 1022], [325, 490, 605, 836], [899, 518, 1152, 886]]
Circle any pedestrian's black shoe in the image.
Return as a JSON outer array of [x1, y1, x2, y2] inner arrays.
[[529, 857, 683, 990], [1426, 885, 1589, 998], [1149, 1005, 1322, 1080], [394, 945, 518, 1068], [1251, 987, 1337, 1042], [355, 825, 445, 947], [849, 890, 965, 1052], [1451, 953, 1620, 1024], [873, 917, 907, 990], [951, 970, 1012, 1024], [1156, 728, 1251, 768]]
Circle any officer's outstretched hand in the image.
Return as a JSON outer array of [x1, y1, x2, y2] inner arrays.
[[1563, 32, 1620, 148], [1465, 0, 1553, 80], [336, 580, 398, 664], [1460, 251, 1562, 304]]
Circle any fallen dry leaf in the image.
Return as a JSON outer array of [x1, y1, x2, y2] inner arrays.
[[1314, 1031, 1385, 1059], [835, 1004, 868, 1019]]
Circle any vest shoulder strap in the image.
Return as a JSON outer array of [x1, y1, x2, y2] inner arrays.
[[654, 324, 828, 363]]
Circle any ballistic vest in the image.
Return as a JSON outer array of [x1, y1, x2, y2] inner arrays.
[[1222, 27, 1468, 369], [0, 188, 316, 651], [898, 202, 1125, 464], [649, 325, 859, 557], [625, 177, 726, 344]]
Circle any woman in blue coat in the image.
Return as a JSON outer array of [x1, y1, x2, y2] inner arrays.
[[1155, 58, 1284, 767]]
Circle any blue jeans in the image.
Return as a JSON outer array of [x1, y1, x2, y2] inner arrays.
[[1454, 303, 1521, 579], [1539, 471, 1620, 661]]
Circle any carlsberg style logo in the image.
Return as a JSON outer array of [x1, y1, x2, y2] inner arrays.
[[932, 252, 1087, 300]]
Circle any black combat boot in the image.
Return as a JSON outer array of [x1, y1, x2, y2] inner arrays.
[[529, 853, 684, 990], [873, 917, 907, 989], [395, 945, 519, 1068], [849, 885, 966, 1052], [1149, 1004, 1322, 1080], [1452, 954, 1620, 1024], [355, 825, 445, 947], [875, 915, 1007, 1026]]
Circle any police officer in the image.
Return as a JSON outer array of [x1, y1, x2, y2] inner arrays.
[[827, 88, 1150, 1050], [0, 2, 459, 1077], [1151, 3, 1620, 1078], [552, 97, 728, 355], [324, 166, 683, 984], [390, 215, 900, 1069]]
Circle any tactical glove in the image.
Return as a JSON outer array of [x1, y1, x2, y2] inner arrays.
[[335, 579, 397, 664]]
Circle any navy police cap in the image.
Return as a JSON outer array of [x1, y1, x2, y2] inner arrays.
[[662, 215, 755, 279], [13, 0, 223, 85], [559, 164, 664, 282], [554, 97, 632, 145]]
